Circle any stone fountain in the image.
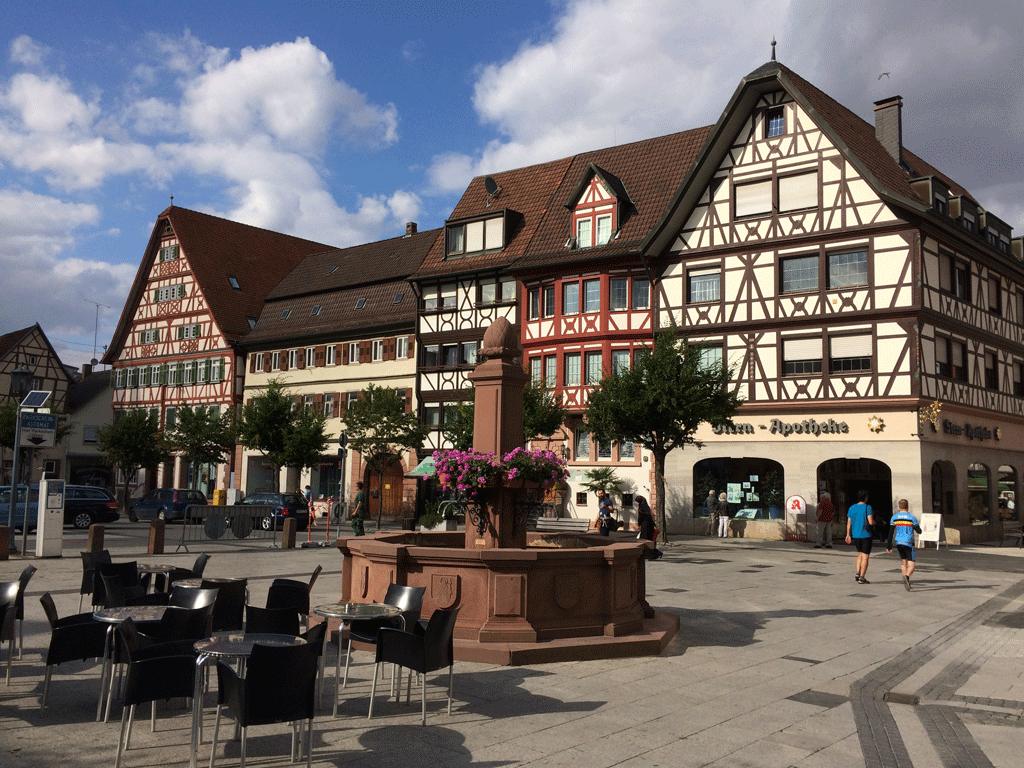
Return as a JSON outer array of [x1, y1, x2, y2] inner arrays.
[[336, 318, 678, 664]]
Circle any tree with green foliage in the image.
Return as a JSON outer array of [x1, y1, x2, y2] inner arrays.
[[345, 384, 429, 531], [166, 406, 236, 492], [580, 466, 624, 495], [439, 380, 568, 451], [98, 410, 171, 520], [237, 379, 330, 491], [585, 330, 744, 542]]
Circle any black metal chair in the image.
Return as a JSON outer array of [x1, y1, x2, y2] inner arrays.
[[341, 584, 424, 689], [113, 618, 197, 768], [267, 564, 321, 632], [299, 621, 328, 709], [169, 585, 218, 610], [155, 552, 211, 592], [1, 582, 18, 685], [205, 578, 247, 632], [38, 592, 109, 709], [368, 608, 461, 726], [245, 604, 300, 636], [210, 641, 321, 768], [97, 561, 144, 608], [12, 564, 36, 659], [155, 603, 216, 644], [80, 549, 112, 611]]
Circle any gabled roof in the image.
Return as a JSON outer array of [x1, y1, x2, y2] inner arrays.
[[68, 369, 112, 411], [562, 163, 633, 210], [643, 61, 977, 256], [412, 158, 574, 280], [102, 206, 336, 363], [513, 126, 712, 272], [0, 325, 35, 360], [245, 228, 439, 347]]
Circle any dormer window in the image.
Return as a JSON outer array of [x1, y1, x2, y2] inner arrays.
[[444, 215, 506, 257], [934, 193, 947, 215], [247, 316, 257, 329], [765, 106, 784, 137], [228, 275, 240, 290]]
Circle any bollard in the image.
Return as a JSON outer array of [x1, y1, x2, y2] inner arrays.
[[148, 520, 165, 555], [0, 526, 9, 560], [282, 517, 297, 549], [86, 524, 105, 552]]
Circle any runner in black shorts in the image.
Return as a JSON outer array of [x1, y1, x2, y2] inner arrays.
[[845, 490, 876, 584], [854, 537, 873, 555]]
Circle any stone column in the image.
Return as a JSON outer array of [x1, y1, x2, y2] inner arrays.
[[465, 318, 528, 550]]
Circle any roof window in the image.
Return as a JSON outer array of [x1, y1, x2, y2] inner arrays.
[[280, 309, 291, 320], [311, 305, 322, 316], [228, 275, 241, 290], [355, 298, 366, 309]]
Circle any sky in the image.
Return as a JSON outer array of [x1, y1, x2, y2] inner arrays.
[[2, 0, 1022, 371]]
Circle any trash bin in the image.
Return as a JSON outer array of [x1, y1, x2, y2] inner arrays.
[[211, 489, 226, 506]]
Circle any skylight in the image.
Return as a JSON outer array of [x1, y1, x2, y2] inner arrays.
[[228, 275, 241, 290], [394, 292, 404, 304], [355, 298, 366, 309], [281, 309, 291, 320], [327, 266, 339, 274], [311, 305, 322, 316]]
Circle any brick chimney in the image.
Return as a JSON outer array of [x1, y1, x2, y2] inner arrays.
[[405, 222, 417, 237], [82, 363, 92, 378], [873, 96, 904, 166]]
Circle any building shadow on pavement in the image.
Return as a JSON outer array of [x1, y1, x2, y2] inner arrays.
[[657, 607, 860, 653]]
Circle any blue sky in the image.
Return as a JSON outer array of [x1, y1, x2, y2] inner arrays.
[[2, 0, 1022, 370]]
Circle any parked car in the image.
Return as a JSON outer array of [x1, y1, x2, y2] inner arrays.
[[237, 492, 311, 531], [0, 484, 119, 529], [129, 488, 207, 522]]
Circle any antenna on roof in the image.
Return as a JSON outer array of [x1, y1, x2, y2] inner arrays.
[[771, 37, 777, 61], [169, 195, 174, 207], [484, 176, 502, 207]]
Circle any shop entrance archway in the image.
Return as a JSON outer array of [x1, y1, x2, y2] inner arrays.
[[817, 458, 893, 535]]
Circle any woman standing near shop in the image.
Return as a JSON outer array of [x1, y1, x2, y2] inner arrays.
[[717, 491, 731, 538]]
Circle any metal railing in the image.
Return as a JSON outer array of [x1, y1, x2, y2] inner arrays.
[[176, 505, 282, 552]]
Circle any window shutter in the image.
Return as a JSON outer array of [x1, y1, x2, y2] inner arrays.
[[250, 355, 257, 373], [177, 326, 184, 340], [316, 345, 325, 366], [405, 389, 412, 414], [176, 361, 184, 384], [313, 394, 323, 411], [342, 345, 349, 365], [829, 335, 872, 357], [281, 351, 289, 371], [160, 364, 167, 385], [782, 338, 822, 361], [152, 289, 159, 303], [360, 340, 370, 363], [297, 352, 305, 369], [407, 335, 415, 356], [333, 392, 341, 417]]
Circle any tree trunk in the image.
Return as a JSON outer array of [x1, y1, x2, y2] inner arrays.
[[123, 470, 137, 522], [654, 450, 668, 544], [375, 469, 384, 532]]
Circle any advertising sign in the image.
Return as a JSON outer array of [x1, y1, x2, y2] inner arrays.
[[19, 411, 57, 448], [918, 513, 945, 548]]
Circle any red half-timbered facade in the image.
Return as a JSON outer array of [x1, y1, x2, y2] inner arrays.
[[102, 206, 334, 496]]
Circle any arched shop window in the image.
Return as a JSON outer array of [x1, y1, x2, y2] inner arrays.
[[997, 465, 1018, 522], [967, 463, 990, 525], [931, 461, 956, 518], [693, 457, 784, 518], [817, 457, 893, 526]]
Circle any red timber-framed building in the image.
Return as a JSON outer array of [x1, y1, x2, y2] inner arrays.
[[101, 206, 334, 497]]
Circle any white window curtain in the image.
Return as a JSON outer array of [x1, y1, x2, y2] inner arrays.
[[778, 172, 818, 212], [734, 179, 772, 217]]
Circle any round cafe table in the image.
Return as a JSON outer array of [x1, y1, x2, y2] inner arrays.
[[136, 562, 175, 592], [189, 633, 306, 768], [312, 602, 402, 716], [92, 606, 166, 722]]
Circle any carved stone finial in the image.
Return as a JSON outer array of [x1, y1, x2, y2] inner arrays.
[[479, 317, 520, 359]]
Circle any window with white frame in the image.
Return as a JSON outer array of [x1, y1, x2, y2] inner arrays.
[[324, 393, 334, 417], [115, 368, 126, 388], [829, 335, 872, 373], [372, 340, 384, 362], [346, 392, 359, 409], [167, 363, 180, 386], [698, 345, 723, 372], [183, 360, 194, 385], [574, 428, 591, 460], [158, 244, 179, 262], [827, 249, 868, 289], [609, 277, 628, 310], [612, 349, 630, 374], [303, 395, 313, 412], [151, 364, 161, 385], [632, 277, 650, 309], [396, 337, 408, 359], [139, 366, 150, 387], [527, 287, 540, 320], [585, 351, 602, 385], [348, 342, 359, 363], [155, 284, 185, 303], [544, 355, 556, 388], [139, 329, 160, 344], [127, 367, 138, 388], [272, 351, 281, 370], [688, 269, 720, 302], [83, 425, 99, 444], [325, 345, 336, 366], [564, 353, 581, 386], [305, 347, 315, 368], [178, 323, 201, 340], [255, 352, 264, 371], [196, 359, 207, 383], [782, 338, 822, 375], [583, 279, 600, 312], [619, 440, 636, 459], [563, 282, 579, 314], [542, 285, 555, 317], [288, 349, 297, 369], [530, 357, 542, 385], [781, 255, 818, 293], [211, 358, 223, 382]]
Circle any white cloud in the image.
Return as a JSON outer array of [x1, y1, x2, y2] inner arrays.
[[9, 35, 49, 68]]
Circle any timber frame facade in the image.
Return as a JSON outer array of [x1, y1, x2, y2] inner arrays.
[[101, 206, 334, 497]]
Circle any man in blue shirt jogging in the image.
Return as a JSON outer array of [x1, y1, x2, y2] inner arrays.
[[887, 499, 922, 590], [845, 490, 875, 584]]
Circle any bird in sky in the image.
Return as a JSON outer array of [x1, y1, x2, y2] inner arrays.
[[878, 72, 890, 79]]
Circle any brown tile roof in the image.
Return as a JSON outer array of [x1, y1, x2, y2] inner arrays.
[[514, 127, 713, 271], [103, 207, 335, 363], [68, 369, 111, 411], [0, 325, 34, 360], [413, 158, 574, 280], [245, 228, 439, 347]]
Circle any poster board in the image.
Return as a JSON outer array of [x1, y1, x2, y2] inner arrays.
[[727, 484, 743, 504], [917, 513, 945, 548]]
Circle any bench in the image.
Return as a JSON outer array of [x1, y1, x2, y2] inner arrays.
[[534, 518, 594, 533]]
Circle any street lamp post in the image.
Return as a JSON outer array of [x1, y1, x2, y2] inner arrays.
[[6, 367, 33, 553]]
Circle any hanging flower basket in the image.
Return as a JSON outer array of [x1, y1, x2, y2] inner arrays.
[[432, 447, 568, 499]]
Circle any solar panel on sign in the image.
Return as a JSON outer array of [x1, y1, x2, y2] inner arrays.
[[20, 391, 51, 408]]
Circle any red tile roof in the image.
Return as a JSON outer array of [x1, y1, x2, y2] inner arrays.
[[0, 325, 34, 360]]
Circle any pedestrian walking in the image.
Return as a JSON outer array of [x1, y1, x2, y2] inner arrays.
[[597, 489, 615, 536], [845, 490, 875, 583], [887, 499, 922, 590], [814, 492, 835, 548], [636, 496, 662, 559], [350, 481, 367, 536], [717, 491, 730, 538]]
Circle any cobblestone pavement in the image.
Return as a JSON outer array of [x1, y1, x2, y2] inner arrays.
[[1, 525, 1022, 767]]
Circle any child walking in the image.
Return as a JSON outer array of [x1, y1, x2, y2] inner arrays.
[[887, 499, 922, 590]]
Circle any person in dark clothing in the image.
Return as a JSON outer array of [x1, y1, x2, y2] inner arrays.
[[636, 496, 662, 559]]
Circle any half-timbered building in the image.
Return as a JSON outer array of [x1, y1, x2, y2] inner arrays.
[[644, 61, 1024, 542], [0, 324, 75, 483], [101, 206, 335, 497], [240, 224, 438, 516]]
